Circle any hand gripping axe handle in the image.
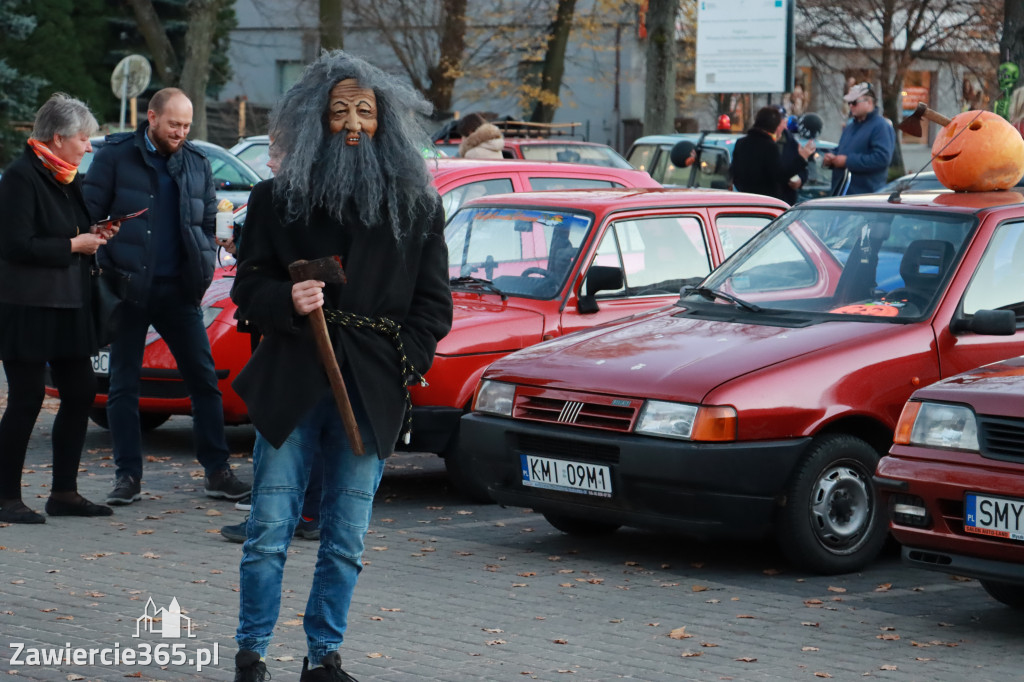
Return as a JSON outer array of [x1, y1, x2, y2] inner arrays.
[[288, 257, 366, 455]]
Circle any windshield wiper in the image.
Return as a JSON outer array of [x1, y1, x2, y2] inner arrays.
[[450, 276, 507, 301], [683, 285, 762, 313]]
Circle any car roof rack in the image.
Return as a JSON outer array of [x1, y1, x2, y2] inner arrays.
[[493, 120, 585, 139]]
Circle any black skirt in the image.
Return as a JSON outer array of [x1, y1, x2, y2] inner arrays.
[[0, 273, 98, 362]]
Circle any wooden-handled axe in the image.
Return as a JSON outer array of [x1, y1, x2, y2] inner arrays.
[[899, 102, 952, 138], [288, 257, 366, 455]]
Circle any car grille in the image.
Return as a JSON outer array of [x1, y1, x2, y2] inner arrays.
[[979, 416, 1024, 463], [513, 388, 640, 433]]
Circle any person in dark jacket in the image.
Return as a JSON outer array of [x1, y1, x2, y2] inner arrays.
[[730, 106, 814, 202], [824, 82, 896, 195], [230, 51, 453, 682], [776, 111, 812, 205], [0, 93, 116, 523], [83, 88, 251, 507]]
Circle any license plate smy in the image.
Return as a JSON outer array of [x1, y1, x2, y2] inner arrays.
[[964, 493, 1024, 541], [520, 455, 611, 497]]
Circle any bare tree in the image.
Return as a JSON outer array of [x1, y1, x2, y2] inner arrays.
[[529, 0, 577, 122], [643, 0, 678, 134], [798, 0, 1002, 174], [127, 0, 233, 139]]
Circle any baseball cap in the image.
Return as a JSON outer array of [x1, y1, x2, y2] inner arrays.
[[844, 82, 875, 103]]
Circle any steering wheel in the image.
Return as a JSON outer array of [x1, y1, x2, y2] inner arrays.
[[884, 287, 930, 310], [521, 267, 553, 278]]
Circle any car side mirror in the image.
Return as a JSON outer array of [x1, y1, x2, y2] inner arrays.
[[578, 265, 623, 314], [950, 308, 1017, 336]]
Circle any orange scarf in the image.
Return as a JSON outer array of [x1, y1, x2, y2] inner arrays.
[[27, 138, 78, 184]]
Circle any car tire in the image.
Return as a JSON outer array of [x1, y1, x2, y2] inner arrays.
[[776, 433, 887, 575], [542, 512, 620, 536], [88, 408, 170, 432], [442, 423, 494, 504], [980, 580, 1024, 610]]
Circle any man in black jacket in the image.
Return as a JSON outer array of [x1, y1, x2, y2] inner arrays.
[[730, 106, 814, 203], [83, 88, 250, 506], [230, 52, 452, 682]]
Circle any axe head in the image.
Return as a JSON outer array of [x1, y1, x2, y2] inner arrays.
[[899, 102, 927, 138], [289, 256, 347, 284]]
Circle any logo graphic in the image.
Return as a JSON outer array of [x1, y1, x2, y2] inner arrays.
[[134, 597, 195, 639]]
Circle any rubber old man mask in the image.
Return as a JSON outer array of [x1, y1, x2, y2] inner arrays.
[[328, 79, 377, 144]]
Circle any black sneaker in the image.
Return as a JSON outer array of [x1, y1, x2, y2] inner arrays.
[[234, 650, 270, 682], [0, 499, 45, 524], [221, 519, 248, 543], [205, 468, 252, 500], [300, 652, 357, 681], [294, 517, 320, 541], [106, 475, 141, 506]]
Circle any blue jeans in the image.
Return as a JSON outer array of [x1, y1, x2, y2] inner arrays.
[[236, 389, 385, 662], [107, 277, 230, 480]]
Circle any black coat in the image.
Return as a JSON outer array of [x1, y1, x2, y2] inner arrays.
[[230, 180, 453, 455], [0, 146, 97, 361], [777, 129, 809, 205], [83, 124, 218, 306], [730, 128, 807, 203]]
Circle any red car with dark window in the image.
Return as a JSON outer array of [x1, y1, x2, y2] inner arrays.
[[50, 159, 660, 430], [463, 190, 1024, 574], [876, 356, 1024, 609]]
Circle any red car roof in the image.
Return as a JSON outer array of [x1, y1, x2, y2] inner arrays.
[[461, 186, 789, 212]]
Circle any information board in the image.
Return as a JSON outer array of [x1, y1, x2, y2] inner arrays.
[[695, 0, 794, 93]]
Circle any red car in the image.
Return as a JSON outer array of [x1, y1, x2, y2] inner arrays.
[[876, 357, 1024, 609], [54, 160, 661, 430], [410, 188, 787, 496], [462, 189, 1024, 574]]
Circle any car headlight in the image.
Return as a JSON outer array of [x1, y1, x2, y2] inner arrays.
[[894, 401, 979, 452], [635, 400, 736, 441], [474, 380, 516, 417]]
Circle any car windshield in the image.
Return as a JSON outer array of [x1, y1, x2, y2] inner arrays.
[[446, 206, 594, 299], [516, 144, 633, 169], [685, 207, 976, 320]]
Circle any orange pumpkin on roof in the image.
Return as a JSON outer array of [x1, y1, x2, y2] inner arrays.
[[931, 110, 1024, 191]]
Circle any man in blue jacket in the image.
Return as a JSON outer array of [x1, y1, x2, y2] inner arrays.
[[84, 87, 250, 506], [823, 82, 896, 195]]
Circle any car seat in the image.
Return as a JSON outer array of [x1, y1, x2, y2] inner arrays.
[[893, 239, 954, 307]]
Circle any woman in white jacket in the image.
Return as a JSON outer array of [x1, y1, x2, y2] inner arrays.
[[458, 113, 505, 159]]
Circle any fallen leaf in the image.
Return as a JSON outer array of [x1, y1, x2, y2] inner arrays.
[[380, 607, 401, 612], [273, 656, 295, 662], [367, 652, 384, 658], [802, 646, 819, 651], [691, 585, 709, 592], [813, 673, 832, 678], [880, 665, 898, 671], [700, 642, 719, 648], [736, 657, 757, 662], [486, 639, 507, 645], [827, 586, 846, 593], [681, 652, 702, 658], [875, 583, 892, 591], [205, 509, 222, 516], [282, 619, 303, 626], [553, 639, 568, 645], [669, 626, 692, 640], [736, 614, 755, 619], [483, 628, 503, 633], [518, 572, 536, 577], [877, 633, 900, 641], [801, 622, 820, 627]]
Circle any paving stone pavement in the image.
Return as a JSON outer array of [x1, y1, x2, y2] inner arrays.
[[1, 401, 1023, 681]]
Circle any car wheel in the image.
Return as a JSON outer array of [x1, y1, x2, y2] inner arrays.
[[980, 580, 1024, 610], [442, 422, 494, 504], [776, 433, 887, 574], [542, 512, 620, 536]]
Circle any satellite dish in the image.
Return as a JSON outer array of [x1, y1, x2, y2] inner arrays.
[[111, 55, 152, 99]]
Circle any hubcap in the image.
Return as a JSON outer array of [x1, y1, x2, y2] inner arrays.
[[809, 464, 871, 551]]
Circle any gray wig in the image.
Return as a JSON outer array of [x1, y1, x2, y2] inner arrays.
[[31, 93, 99, 141], [270, 50, 436, 239]]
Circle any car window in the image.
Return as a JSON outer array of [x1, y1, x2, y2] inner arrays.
[[696, 207, 975, 318], [516, 144, 633, 169], [715, 214, 776, 260], [626, 144, 658, 173], [962, 220, 1024, 318], [441, 178, 515, 219], [445, 207, 593, 299], [234, 143, 272, 179], [654, 147, 730, 189], [528, 177, 618, 191], [592, 215, 711, 297], [205, 147, 258, 190]]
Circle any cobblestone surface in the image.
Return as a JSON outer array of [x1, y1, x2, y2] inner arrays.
[[0, 405, 1022, 681]]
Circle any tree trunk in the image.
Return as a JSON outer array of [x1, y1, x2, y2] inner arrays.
[[425, 0, 467, 115], [530, 0, 577, 123], [320, 0, 344, 51], [1002, 0, 1024, 90], [877, 0, 905, 177], [126, 0, 180, 87], [643, 0, 677, 136], [180, 0, 227, 140]]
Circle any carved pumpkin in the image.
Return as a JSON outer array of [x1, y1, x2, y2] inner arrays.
[[932, 110, 1024, 191]]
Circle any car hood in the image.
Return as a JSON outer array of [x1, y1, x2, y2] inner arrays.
[[485, 308, 910, 403], [437, 294, 545, 355], [909, 356, 1024, 417]]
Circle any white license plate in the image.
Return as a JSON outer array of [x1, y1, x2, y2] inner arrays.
[[965, 493, 1024, 541], [520, 455, 612, 497], [91, 350, 110, 376]]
